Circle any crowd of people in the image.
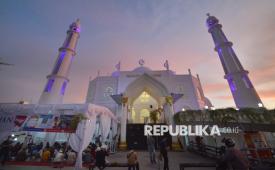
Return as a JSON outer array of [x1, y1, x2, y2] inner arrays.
[[0, 133, 251, 170], [0, 135, 168, 170], [0, 135, 111, 169]]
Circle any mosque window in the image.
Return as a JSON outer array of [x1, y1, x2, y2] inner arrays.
[[60, 81, 67, 95], [104, 87, 114, 98], [228, 78, 237, 91], [44, 79, 54, 92]]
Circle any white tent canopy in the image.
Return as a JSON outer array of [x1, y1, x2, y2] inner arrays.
[[69, 104, 117, 170], [0, 103, 118, 170]]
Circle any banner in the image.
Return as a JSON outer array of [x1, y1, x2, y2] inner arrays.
[[0, 113, 16, 131], [0, 112, 78, 133], [23, 114, 77, 133]]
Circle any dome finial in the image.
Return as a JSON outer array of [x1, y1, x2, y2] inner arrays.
[[138, 59, 145, 66]]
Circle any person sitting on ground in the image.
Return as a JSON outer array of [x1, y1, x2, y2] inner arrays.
[[16, 147, 27, 161], [37, 142, 43, 151], [41, 148, 51, 162], [33, 143, 42, 160], [83, 148, 92, 163], [66, 148, 76, 164], [90, 143, 97, 162], [53, 149, 65, 162], [127, 150, 139, 170], [217, 138, 249, 170], [11, 142, 22, 158], [45, 142, 50, 149], [48, 145, 55, 160]]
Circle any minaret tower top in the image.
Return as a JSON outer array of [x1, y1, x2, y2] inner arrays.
[[39, 19, 80, 104], [206, 14, 263, 108]]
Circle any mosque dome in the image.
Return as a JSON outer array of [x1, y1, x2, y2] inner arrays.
[[132, 66, 152, 73]]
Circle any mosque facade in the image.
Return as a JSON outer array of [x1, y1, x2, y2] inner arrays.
[[85, 60, 213, 149], [1, 15, 273, 151]]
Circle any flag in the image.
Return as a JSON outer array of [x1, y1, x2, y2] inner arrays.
[[115, 61, 121, 71], [97, 70, 100, 77], [164, 60, 169, 70]]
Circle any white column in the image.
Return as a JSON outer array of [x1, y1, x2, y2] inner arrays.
[[165, 96, 181, 150], [163, 96, 174, 124], [119, 97, 128, 150]]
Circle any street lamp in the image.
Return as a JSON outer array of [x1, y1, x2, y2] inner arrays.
[[258, 103, 263, 108]]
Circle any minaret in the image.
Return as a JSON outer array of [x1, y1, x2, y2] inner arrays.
[[39, 19, 80, 104], [206, 14, 263, 108]]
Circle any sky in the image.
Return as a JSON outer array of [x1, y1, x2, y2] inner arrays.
[[0, 0, 275, 109]]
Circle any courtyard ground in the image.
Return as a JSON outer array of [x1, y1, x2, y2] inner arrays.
[[0, 151, 215, 170]]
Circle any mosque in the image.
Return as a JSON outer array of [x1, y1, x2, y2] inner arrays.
[[0, 15, 272, 151], [85, 59, 214, 149]]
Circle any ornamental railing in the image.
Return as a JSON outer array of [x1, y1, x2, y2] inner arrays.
[[174, 108, 275, 124], [187, 141, 275, 169]]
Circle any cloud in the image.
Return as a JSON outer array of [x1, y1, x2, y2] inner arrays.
[[204, 83, 228, 93], [251, 63, 275, 83], [258, 89, 275, 99], [214, 95, 232, 100]]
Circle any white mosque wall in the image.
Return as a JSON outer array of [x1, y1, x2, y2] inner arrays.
[[86, 76, 118, 114], [170, 75, 204, 112], [86, 68, 210, 116]]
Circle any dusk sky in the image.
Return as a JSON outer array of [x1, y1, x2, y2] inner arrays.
[[0, 0, 275, 109]]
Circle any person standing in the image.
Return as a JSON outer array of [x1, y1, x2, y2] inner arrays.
[[0, 136, 12, 165], [95, 145, 109, 170], [127, 150, 139, 170], [111, 134, 117, 153], [217, 138, 249, 170], [147, 136, 156, 164], [160, 138, 169, 170]]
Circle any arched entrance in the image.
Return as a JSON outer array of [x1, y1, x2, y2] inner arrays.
[[124, 73, 169, 124], [124, 74, 172, 149], [130, 91, 158, 123]]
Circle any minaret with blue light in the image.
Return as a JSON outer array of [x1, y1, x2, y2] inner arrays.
[[206, 14, 263, 108], [39, 19, 80, 104]]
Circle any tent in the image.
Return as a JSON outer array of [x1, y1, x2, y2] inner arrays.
[[69, 104, 118, 169], [0, 103, 118, 170]]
